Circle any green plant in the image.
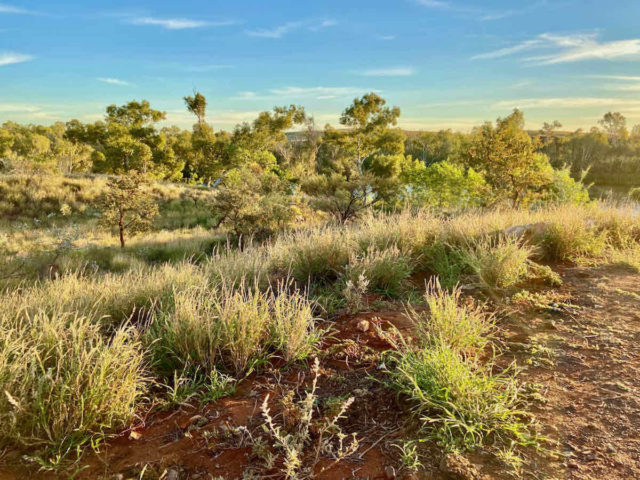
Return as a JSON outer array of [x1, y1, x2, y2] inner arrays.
[[393, 440, 423, 472], [388, 341, 531, 452], [410, 279, 493, 352], [148, 283, 321, 376], [460, 236, 533, 291]]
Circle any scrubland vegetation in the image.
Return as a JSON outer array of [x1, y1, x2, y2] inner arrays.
[[1, 92, 640, 479]]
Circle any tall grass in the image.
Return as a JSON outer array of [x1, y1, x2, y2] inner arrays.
[[147, 283, 321, 376], [344, 245, 414, 296], [410, 280, 493, 351], [0, 310, 147, 452], [460, 237, 534, 291]]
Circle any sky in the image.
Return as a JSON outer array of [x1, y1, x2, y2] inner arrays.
[[2, 0, 640, 132]]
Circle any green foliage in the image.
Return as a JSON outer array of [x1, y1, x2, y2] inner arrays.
[[212, 156, 299, 237], [303, 93, 408, 222], [410, 280, 493, 351], [99, 171, 160, 247], [402, 159, 487, 209], [630, 187, 640, 203], [467, 110, 553, 207], [386, 285, 531, 453], [540, 166, 590, 205]]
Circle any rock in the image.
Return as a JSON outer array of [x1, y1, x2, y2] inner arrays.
[[356, 319, 370, 332], [385, 465, 396, 479], [439, 453, 480, 480], [163, 469, 180, 480], [128, 430, 142, 440], [503, 222, 547, 242]]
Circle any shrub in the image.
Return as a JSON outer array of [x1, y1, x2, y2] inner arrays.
[[459, 236, 533, 291], [0, 311, 147, 452], [343, 245, 414, 296], [542, 220, 607, 261], [421, 242, 467, 289], [388, 342, 530, 452]]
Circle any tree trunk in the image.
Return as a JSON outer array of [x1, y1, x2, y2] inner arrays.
[[119, 210, 126, 248]]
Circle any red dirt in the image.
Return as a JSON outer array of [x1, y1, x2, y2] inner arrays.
[[1, 264, 639, 479]]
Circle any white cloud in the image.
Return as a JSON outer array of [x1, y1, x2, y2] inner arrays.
[[474, 32, 640, 65], [309, 19, 337, 32], [0, 3, 35, 14], [378, 35, 395, 41], [246, 19, 336, 38], [360, 66, 415, 77], [0, 52, 32, 66], [0, 103, 41, 112], [492, 97, 640, 110], [185, 64, 234, 72], [130, 17, 233, 30], [234, 86, 376, 101], [270, 86, 371, 98], [415, 0, 451, 9], [97, 77, 133, 86], [472, 39, 544, 60], [593, 75, 640, 82], [246, 21, 303, 38]]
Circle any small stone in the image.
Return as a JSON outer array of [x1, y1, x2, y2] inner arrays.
[[385, 465, 396, 479], [164, 469, 180, 480], [356, 319, 370, 332], [128, 430, 142, 440]]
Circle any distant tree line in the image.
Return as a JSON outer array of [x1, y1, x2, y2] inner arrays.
[[4, 91, 630, 235]]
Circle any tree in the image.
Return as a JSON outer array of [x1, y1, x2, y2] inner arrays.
[[211, 153, 299, 237], [184, 91, 207, 126], [467, 109, 553, 208], [303, 93, 408, 223], [100, 172, 159, 248], [401, 159, 487, 209], [598, 112, 628, 146]]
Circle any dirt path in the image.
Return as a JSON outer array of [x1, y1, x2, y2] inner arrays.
[[503, 265, 640, 480]]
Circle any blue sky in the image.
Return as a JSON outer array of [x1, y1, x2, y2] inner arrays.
[[2, 0, 640, 131]]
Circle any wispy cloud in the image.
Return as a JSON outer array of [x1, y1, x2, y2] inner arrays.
[[0, 52, 33, 66], [593, 74, 640, 92], [246, 19, 336, 38], [0, 103, 41, 112], [360, 66, 415, 77], [492, 97, 640, 109], [474, 32, 640, 65], [415, 0, 451, 9], [185, 64, 234, 72], [309, 19, 337, 32], [129, 17, 234, 30], [246, 21, 303, 38], [0, 3, 36, 14], [378, 35, 396, 41], [97, 77, 133, 86], [235, 86, 376, 101]]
